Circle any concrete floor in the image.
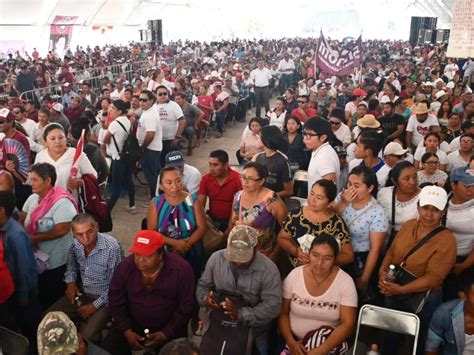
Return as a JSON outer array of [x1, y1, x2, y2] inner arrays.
[[109, 117, 248, 254]]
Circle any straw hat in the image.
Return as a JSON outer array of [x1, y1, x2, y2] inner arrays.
[[412, 102, 430, 115], [356, 114, 380, 129]]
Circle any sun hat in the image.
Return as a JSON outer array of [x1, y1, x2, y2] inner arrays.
[[356, 114, 380, 129]]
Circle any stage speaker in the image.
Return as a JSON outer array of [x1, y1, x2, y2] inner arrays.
[[418, 29, 433, 44], [410, 16, 438, 46], [147, 19, 163, 45], [433, 29, 450, 43]]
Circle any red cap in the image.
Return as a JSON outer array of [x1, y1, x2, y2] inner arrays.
[[0, 108, 15, 122], [129, 230, 165, 256], [353, 88, 367, 97]]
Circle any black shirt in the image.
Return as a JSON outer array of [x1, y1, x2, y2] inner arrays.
[[255, 151, 291, 193], [379, 113, 405, 138]]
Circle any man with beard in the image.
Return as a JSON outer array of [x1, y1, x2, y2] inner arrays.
[[378, 98, 405, 143]]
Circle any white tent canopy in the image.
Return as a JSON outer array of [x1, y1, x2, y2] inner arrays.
[[0, 0, 455, 56]]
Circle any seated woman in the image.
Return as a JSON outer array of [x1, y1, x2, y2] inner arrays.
[[238, 117, 264, 165], [334, 166, 389, 296], [266, 96, 287, 130], [279, 234, 357, 355], [278, 179, 354, 270], [253, 125, 293, 199], [413, 132, 448, 171], [225, 162, 287, 261], [378, 161, 420, 245], [416, 152, 448, 187], [147, 166, 206, 278], [378, 185, 457, 355], [21, 163, 78, 310]]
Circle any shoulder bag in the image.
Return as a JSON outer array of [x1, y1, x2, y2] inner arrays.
[[392, 225, 445, 314]]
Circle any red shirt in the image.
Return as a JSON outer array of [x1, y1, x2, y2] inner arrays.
[[291, 107, 317, 123], [198, 168, 242, 220]]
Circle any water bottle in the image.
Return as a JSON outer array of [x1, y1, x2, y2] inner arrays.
[[195, 320, 204, 336], [367, 344, 380, 355], [75, 296, 82, 307], [167, 224, 180, 239], [144, 328, 150, 339], [385, 264, 397, 283]]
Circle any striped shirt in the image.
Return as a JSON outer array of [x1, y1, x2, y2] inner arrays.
[[64, 232, 123, 309]]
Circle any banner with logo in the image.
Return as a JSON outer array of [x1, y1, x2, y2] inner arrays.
[[315, 30, 363, 76], [49, 16, 78, 57]]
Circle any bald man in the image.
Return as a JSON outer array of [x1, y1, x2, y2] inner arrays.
[[0, 170, 21, 220]]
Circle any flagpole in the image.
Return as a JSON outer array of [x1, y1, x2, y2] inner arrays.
[[358, 30, 363, 85]]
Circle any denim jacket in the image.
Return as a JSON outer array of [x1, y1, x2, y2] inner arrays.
[[426, 299, 464, 355]]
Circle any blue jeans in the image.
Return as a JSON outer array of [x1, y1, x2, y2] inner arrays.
[[141, 148, 161, 198], [184, 125, 196, 141], [108, 159, 135, 209], [216, 111, 226, 133], [279, 74, 293, 94]]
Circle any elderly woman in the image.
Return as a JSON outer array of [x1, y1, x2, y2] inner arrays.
[[278, 179, 354, 270], [34, 123, 97, 200], [21, 163, 78, 310], [279, 234, 357, 355], [147, 166, 206, 278], [378, 185, 456, 355], [225, 162, 287, 261]]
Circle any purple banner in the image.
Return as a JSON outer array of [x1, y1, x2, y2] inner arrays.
[[315, 31, 362, 76]]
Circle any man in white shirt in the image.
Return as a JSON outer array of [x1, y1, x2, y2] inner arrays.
[[156, 151, 201, 196], [110, 79, 125, 100], [277, 53, 295, 94], [447, 133, 473, 172], [344, 88, 367, 129], [303, 117, 340, 191], [250, 60, 272, 118], [329, 108, 351, 148], [154, 85, 185, 168], [406, 102, 439, 151], [137, 90, 163, 203], [12, 105, 41, 152]]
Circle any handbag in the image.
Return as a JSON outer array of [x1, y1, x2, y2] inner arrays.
[[200, 291, 253, 355], [202, 215, 225, 256], [392, 225, 446, 314]]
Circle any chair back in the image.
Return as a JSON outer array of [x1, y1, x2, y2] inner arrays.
[[0, 326, 29, 355]]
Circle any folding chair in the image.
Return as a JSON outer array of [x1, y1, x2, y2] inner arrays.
[[0, 326, 29, 355], [352, 304, 420, 355]]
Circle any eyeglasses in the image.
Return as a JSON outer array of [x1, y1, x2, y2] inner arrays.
[[425, 160, 439, 165], [157, 92, 168, 97], [303, 131, 319, 139], [297, 100, 306, 104], [12, 111, 20, 114], [460, 139, 473, 145], [0, 120, 7, 124], [329, 121, 341, 126], [239, 175, 262, 183], [138, 98, 149, 102]]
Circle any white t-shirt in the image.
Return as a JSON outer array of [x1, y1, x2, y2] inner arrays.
[[34, 148, 97, 198], [155, 101, 183, 141], [333, 124, 352, 145], [377, 186, 419, 233], [344, 101, 358, 116], [417, 139, 451, 153], [446, 199, 474, 257], [413, 147, 448, 166], [137, 106, 162, 151], [450, 136, 461, 152], [348, 159, 391, 188], [406, 114, 439, 146], [250, 68, 272, 87], [307, 143, 340, 191], [155, 163, 201, 196], [447, 150, 470, 171], [267, 110, 287, 130], [283, 266, 357, 340], [20, 119, 39, 141], [106, 116, 131, 160]]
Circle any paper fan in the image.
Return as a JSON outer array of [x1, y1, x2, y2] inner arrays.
[[2, 138, 29, 177]]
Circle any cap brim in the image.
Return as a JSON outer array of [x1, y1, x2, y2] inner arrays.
[[226, 246, 253, 263], [129, 244, 159, 256], [419, 199, 446, 211]]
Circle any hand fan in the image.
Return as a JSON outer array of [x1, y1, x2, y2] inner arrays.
[[2, 138, 29, 177]]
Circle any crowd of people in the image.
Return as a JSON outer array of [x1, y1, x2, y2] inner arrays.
[[0, 37, 473, 355]]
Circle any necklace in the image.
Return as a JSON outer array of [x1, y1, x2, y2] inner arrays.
[[310, 267, 333, 287], [141, 263, 163, 279]]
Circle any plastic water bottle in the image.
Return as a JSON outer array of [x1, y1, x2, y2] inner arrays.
[[195, 320, 204, 336], [386, 264, 397, 283], [367, 343, 380, 355], [144, 328, 150, 339], [75, 296, 82, 307]]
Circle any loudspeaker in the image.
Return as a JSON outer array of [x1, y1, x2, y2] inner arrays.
[[418, 29, 433, 44], [409, 16, 438, 45], [434, 29, 450, 43], [147, 19, 163, 45]]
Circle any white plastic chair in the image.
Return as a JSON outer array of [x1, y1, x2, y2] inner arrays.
[[352, 304, 420, 355]]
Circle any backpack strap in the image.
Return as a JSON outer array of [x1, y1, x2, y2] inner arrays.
[[441, 193, 453, 226], [111, 118, 130, 154]]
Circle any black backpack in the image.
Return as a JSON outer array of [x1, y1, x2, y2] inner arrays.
[[112, 119, 141, 165]]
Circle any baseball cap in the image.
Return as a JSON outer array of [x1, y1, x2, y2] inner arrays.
[[418, 185, 448, 211], [435, 90, 446, 100], [317, 82, 325, 90], [51, 103, 63, 112], [226, 225, 259, 263], [383, 142, 408, 156], [334, 146, 347, 156], [0, 108, 15, 122], [129, 230, 165, 256], [353, 88, 367, 97], [37, 311, 79, 355], [380, 95, 391, 104], [165, 151, 185, 167], [450, 165, 474, 186], [62, 82, 70, 87]]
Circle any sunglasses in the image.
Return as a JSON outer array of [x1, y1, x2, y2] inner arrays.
[[297, 100, 306, 104], [157, 92, 168, 97], [0, 120, 7, 124], [329, 121, 341, 126], [138, 98, 149, 102], [12, 111, 20, 114]]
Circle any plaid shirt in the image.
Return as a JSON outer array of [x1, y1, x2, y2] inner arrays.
[[64, 232, 123, 309]]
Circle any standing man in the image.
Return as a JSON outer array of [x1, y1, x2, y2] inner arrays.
[[251, 60, 272, 118], [277, 53, 295, 94], [47, 213, 123, 340], [15, 63, 36, 102], [137, 90, 163, 205], [155, 85, 186, 167], [103, 230, 196, 355], [198, 150, 242, 232]]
